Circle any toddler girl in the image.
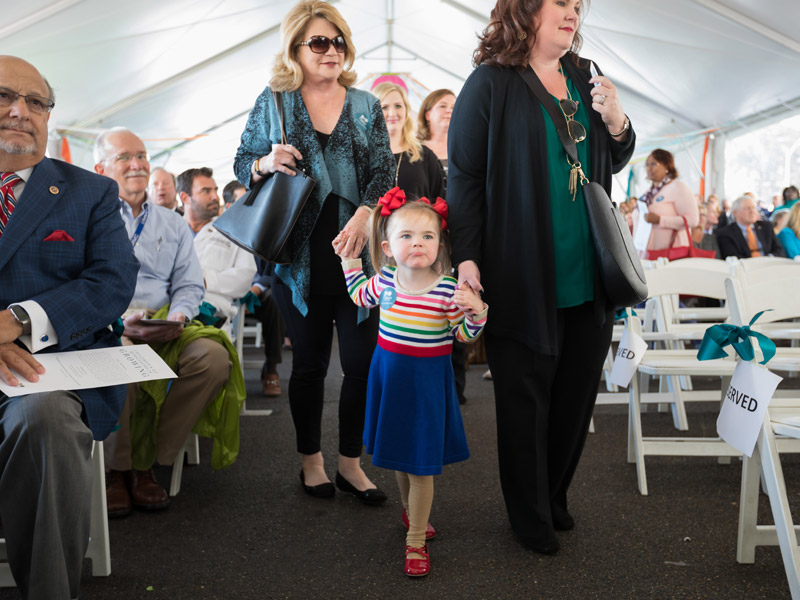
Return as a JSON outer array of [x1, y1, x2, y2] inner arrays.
[[333, 187, 487, 577]]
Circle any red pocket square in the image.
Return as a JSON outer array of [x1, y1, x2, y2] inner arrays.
[[43, 230, 75, 242]]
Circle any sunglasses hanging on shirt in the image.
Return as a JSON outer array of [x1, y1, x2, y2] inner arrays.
[[558, 67, 586, 143]]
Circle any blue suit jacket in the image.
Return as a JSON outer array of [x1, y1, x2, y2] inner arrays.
[[0, 158, 139, 440]]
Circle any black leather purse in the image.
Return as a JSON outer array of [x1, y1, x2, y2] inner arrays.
[[517, 65, 647, 308], [213, 91, 316, 265]]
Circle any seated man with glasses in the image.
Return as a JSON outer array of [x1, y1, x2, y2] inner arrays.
[[93, 127, 241, 518], [0, 56, 139, 599]]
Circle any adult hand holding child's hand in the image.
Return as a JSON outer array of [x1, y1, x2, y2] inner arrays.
[[455, 282, 485, 318]]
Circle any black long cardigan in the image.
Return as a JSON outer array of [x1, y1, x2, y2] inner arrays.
[[447, 53, 636, 356]]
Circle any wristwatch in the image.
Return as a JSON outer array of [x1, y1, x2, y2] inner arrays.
[[9, 305, 31, 336]]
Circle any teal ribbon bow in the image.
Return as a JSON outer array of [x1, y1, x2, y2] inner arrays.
[[239, 291, 262, 313], [196, 301, 220, 327], [697, 310, 776, 365], [615, 308, 637, 321], [111, 317, 124, 339]]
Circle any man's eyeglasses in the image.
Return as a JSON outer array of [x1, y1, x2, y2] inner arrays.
[[558, 99, 586, 143], [112, 152, 149, 164], [0, 87, 55, 115], [297, 35, 346, 54]]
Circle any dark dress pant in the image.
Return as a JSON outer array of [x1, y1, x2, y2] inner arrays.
[[273, 280, 379, 458], [253, 289, 285, 373], [0, 391, 93, 600], [485, 301, 613, 548]]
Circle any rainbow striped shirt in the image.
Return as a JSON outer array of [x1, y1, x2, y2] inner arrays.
[[342, 260, 488, 357]]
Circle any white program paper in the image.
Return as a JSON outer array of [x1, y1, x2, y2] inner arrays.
[[633, 202, 652, 252], [0, 345, 177, 398]]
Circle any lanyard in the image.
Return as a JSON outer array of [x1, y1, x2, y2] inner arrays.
[[130, 204, 150, 249]]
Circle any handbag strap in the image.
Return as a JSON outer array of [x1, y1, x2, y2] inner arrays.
[[516, 65, 579, 165], [272, 91, 288, 145], [667, 216, 691, 249]]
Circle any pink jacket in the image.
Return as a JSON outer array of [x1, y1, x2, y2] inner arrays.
[[645, 179, 699, 251]]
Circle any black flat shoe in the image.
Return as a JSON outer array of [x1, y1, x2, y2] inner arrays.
[[299, 470, 335, 498], [551, 508, 574, 531], [335, 471, 387, 505], [523, 538, 560, 555]]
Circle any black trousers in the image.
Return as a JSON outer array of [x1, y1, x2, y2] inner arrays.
[[253, 289, 284, 373], [485, 301, 613, 547], [273, 280, 378, 458]]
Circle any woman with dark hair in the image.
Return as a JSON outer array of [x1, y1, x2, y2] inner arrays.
[[640, 148, 699, 257], [447, 0, 635, 554], [417, 89, 456, 174], [233, 0, 394, 503]]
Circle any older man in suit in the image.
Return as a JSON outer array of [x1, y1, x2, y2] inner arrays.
[[716, 195, 786, 260], [0, 56, 139, 599]]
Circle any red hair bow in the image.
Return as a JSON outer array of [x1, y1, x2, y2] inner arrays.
[[420, 196, 449, 230], [378, 187, 407, 216]]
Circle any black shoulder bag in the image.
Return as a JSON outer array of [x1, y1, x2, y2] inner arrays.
[[213, 91, 316, 265], [517, 65, 647, 308]]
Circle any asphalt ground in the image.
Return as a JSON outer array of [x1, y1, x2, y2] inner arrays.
[[2, 338, 797, 599]]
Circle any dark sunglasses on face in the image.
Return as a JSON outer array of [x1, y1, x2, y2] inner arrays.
[[558, 99, 586, 143], [297, 35, 346, 54]]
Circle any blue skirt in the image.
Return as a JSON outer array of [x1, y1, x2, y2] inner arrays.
[[363, 345, 470, 475]]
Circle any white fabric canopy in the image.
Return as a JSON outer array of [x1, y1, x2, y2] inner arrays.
[[5, 0, 800, 189]]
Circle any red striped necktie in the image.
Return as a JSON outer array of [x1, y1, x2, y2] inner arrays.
[[0, 172, 22, 239]]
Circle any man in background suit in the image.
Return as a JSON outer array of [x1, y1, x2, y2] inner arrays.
[[716, 195, 786, 260], [0, 56, 139, 599]]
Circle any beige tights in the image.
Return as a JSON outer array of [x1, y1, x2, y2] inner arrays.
[[395, 471, 434, 555]]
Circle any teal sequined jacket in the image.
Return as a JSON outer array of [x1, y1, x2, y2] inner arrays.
[[234, 86, 394, 321]]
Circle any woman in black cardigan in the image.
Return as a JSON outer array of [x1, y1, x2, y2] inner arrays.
[[447, 0, 635, 554]]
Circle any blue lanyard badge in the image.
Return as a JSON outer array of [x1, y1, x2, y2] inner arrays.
[[130, 204, 150, 249], [379, 287, 397, 310]]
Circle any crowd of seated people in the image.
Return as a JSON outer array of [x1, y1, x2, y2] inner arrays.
[[683, 185, 799, 260]]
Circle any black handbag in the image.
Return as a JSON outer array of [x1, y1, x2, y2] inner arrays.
[[213, 91, 316, 264], [517, 65, 647, 308]]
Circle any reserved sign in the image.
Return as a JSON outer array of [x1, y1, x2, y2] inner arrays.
[[608, 328, 648, 388], [717, 360, 782, 457]]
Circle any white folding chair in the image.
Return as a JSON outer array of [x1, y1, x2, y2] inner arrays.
[[725, 270, 800, 598], [0, 441, 111, 586], [169, 432, 200, 497], [625, 313, 738, 495], [231, 305, 272, 417]]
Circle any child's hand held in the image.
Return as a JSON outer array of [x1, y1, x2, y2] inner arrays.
[[455, 282, 484, 316]]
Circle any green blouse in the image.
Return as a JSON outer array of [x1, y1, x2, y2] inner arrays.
[[541, 76, 595, 308]]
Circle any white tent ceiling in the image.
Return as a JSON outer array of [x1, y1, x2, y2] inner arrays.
[[5, 0, 800, 186]]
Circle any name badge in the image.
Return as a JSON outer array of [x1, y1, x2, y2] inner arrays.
[[655, 195, 664, 203], [379, 287, 397, 310]]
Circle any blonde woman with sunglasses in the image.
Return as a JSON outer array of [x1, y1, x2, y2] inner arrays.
[[234, 0, 394, 504]]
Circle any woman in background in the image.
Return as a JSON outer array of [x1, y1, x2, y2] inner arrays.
[[640, 148, 698, 257], [373, 82, 444, 201], [777, 203, 800, 258]]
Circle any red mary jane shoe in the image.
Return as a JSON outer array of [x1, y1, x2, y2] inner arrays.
[[404, 544, 430, 577], [401, 508, 436, 540]]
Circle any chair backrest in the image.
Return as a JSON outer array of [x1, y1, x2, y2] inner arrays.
[[726, 268, 800, 326], [644, 264, 729, 301], [644, 262, 730, 334], [735, 256, 796, 272], [663, 257, 730, 273]]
